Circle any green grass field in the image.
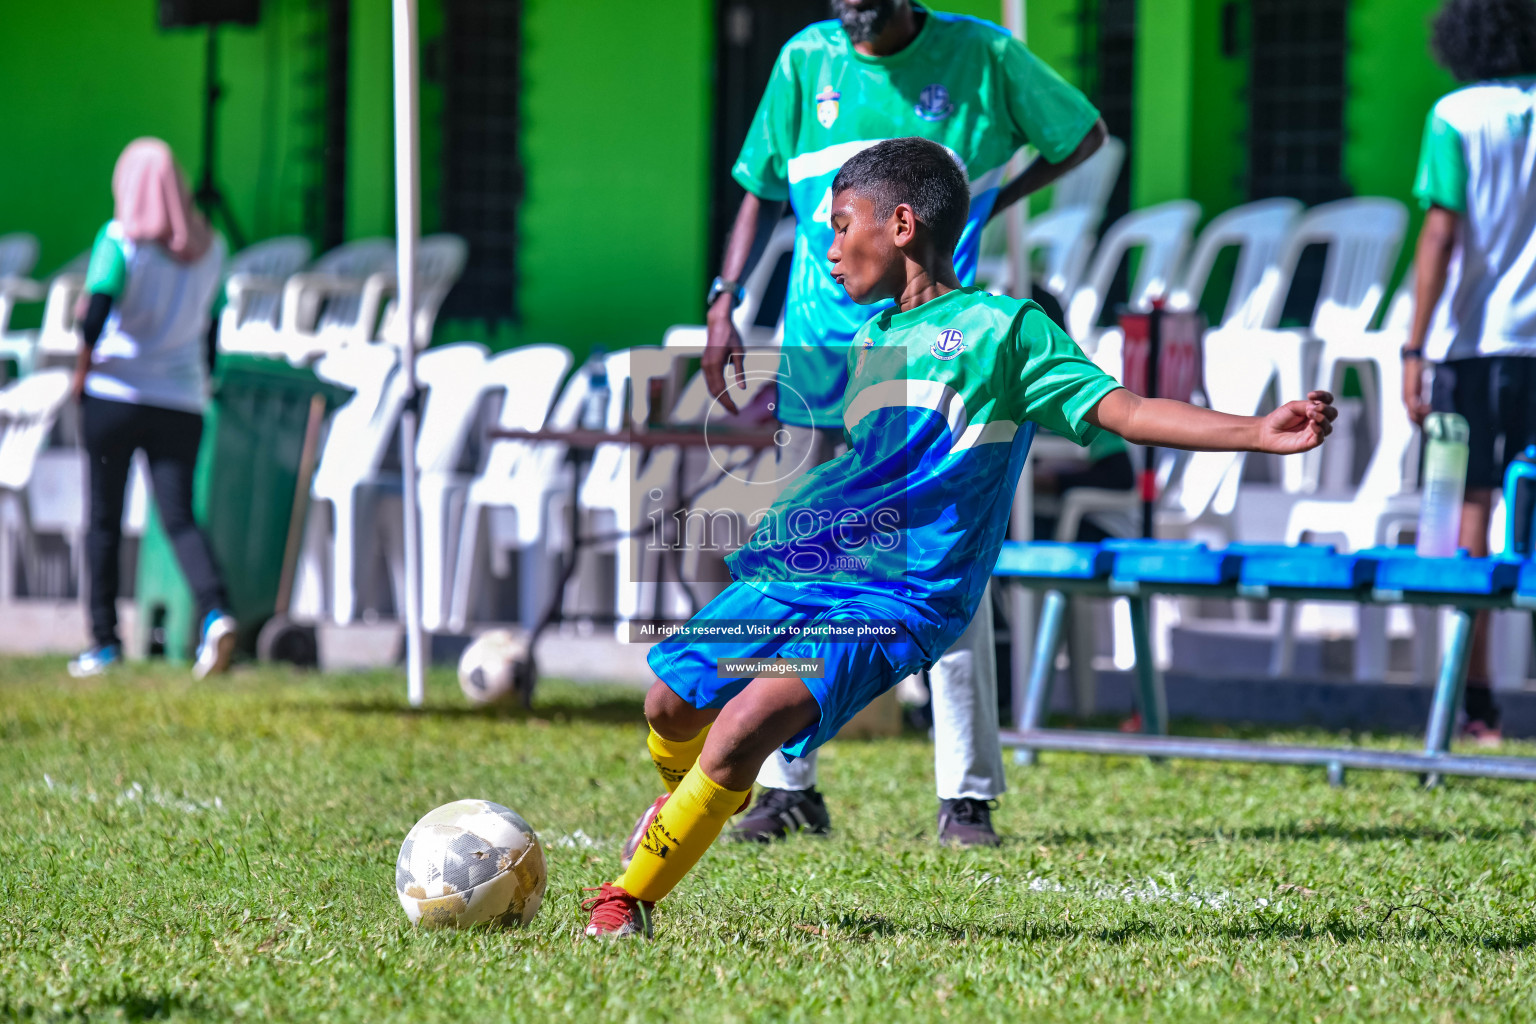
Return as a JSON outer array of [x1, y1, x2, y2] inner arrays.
[[3, 657, 1535, 1022]]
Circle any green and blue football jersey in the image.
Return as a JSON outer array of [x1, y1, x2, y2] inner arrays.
[[725, 287, 1121, 660], [732, 8, 1099, 428]]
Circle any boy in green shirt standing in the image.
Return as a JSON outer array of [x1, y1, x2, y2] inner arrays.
[[584, 138, 1336, 939], [1403, 0, 1536, 743]]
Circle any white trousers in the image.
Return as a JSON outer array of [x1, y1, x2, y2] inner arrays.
[[752, 421, 1006, 800], [756, 591, 1006, 799]]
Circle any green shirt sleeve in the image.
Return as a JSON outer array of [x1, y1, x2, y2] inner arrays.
[[1413, 109, 1468, 213], [731, 46, 800, 202], [997, 37, 1100, 163], [1011, 306, 1122, 445], [83, 222, 129, 298]]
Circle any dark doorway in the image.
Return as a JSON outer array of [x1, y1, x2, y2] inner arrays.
[[285, 0, 348, 250], [1247, 0, 1349, 326], [1247, 0, 1348, 204], [322, 0, 349, 251], [710, 0, 826, 297], [1075, 0, 1135, 321], [439, 0, 523, 321], [1077, 0, 1134, 227]]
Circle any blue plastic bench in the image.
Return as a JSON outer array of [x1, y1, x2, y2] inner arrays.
[[992, 539, 1536, 786]]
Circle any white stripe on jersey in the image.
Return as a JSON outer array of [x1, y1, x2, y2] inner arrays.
[[786, 140, 1004, 196], [842, 377, 1016, 453]]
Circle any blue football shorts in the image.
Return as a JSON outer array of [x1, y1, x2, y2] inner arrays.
[[646, 581, 931, 759]]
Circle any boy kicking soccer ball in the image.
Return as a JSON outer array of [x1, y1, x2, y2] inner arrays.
[[582, 137, 1335, 939]]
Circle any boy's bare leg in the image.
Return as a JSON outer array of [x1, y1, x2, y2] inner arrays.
[[698, 676, 821, 791], [1460, 488, 1501, 741], [589, 677, 820, 938]]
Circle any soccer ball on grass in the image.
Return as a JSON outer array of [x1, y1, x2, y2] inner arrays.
[[457, 628, 533, 707], [395, 799, 548, 928]]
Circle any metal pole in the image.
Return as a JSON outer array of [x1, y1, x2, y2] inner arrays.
[[1002, 0, 1039, 746], [1128, 595, 1167, 735], [392, 0, 427, 706], [1002, 0, 1029, 301], [1425, 607, 1474, 759], [1015, 589, 1066, 766]]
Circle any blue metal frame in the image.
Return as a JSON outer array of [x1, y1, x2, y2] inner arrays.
[[994, 541, 1536, 786]]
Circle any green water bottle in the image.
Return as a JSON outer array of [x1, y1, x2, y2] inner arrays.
[[1416, 412, 1470, 558]]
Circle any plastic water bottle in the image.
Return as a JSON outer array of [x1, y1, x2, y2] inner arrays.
[[1416, 412, 1470, 558], [581, 348, 609, 432], [1503, 445, 1536, 557]]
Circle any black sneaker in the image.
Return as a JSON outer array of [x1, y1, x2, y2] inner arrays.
[[731, 787, 831, 843], [937, 798, 1001, 847]]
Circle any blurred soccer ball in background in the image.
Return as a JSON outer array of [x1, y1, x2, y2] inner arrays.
[[457, 628, 530, 706], [395, 799, 548, 928]]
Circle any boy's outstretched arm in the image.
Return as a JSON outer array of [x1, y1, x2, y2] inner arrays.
[[1086, 389, 1337, 455]]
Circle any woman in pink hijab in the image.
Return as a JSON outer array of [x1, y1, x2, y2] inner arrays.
[[69, 138, 236, 680]]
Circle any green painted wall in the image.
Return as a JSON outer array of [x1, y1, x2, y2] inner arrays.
[[1347, 0, 1457, 287], [1133, 0, 1195, 208], [0, 0, 1464, 351], [347, 2, 397, 242], [0, 5, 269, 275], [1188, 0, 1246, 219], [512, 0, 711, 358], [0, 0, 374, 330]]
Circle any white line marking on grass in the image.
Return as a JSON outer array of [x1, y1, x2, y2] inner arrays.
[[39, 774, 224, 814], [1018, 872, 1271, 911]]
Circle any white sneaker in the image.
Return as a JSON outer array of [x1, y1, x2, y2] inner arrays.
[[194, 611, 238, 680]]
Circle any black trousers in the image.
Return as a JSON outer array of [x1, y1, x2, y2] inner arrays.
[[82, 395, 229, 647]]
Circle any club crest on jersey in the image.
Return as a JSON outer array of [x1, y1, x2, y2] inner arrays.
[[931, 327, 965, 360], [816, 87, 841, 129], [856, 335, 875, 375], [915, 83, 953, 121]]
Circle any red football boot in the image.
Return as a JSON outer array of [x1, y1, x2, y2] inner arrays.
[[582, 883, 654, 939]]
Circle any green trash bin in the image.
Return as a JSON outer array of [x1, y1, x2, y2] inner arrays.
[[135, 354, 352, 662]]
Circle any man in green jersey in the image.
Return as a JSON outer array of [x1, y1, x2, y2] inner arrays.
[[690, 0, 1107, 847], [583, 138, 1336, 939]]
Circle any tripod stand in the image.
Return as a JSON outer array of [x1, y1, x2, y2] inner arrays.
[[195, 25, 245, 250]]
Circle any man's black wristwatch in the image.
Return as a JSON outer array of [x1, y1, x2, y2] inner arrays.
[[1399, 345, 1425, 361], [707, 276, 745, 309]]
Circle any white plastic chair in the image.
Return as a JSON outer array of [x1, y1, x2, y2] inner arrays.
[[1279, 293, 1424, 682], [216, 235, 314, 356], [1051, 135, 1125, 215], [1120, 199, 1309, 538], [371, 343, 492, 629], [1065, 200, 1202, 357], [572, 346, 704, 627], [0, 235, 45, 378], [301, 342, 407, 625], [370, 234, 470, 350], [673, 349, 788, 584], [1255, 197, 1408, 492], [976, 206, 1099, 307], [11, 252, 91, 372], [277, 237, 396, 362], [1263, 198, 1408, 335], [0, 234, 38, 280], [1284, 273, 1422, 553], [1170, 198, 1304, 329], [0, 370, 73, 599], [732, 219, 795, 348], [444, 345, 576, 631]]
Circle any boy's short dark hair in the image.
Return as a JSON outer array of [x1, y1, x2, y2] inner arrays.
[[831, 138, 970, 252], [1432, 0, 1536, 82]]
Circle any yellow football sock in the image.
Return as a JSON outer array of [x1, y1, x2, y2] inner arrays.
[[647, 724, 709, 793], [616, 763, 749, 903]]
